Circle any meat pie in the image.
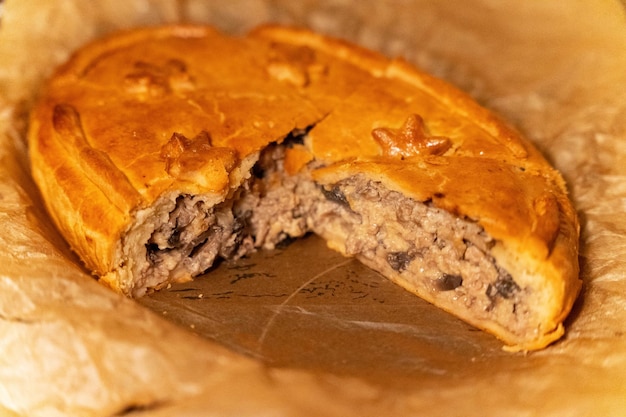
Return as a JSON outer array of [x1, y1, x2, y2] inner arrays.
[[28, 24, 581, 351]]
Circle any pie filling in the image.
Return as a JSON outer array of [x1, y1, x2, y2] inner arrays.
[[129, 132, 530, 337]]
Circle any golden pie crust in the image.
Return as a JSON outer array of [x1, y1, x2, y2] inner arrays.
[[28, 24, 581, 351]]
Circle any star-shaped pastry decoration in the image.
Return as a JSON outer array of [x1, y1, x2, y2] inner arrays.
[[124, 59, 194, 98], [160, 130, 237, 182], [372, 114, 452, 158], [161, 131, 214, 165]]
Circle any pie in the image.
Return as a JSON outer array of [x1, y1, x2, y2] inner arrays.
[[28, 24, 581, 351]]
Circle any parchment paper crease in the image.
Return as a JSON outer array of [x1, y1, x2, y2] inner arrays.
[[1, 1, 625, 416]]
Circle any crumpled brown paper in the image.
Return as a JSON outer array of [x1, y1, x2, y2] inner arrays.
[[1, 1, 625, 416]]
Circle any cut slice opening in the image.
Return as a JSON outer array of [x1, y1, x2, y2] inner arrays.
[[117, 129, 533, 342]]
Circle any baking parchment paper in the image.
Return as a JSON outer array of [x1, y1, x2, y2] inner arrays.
[[1, 1, 625, 416]]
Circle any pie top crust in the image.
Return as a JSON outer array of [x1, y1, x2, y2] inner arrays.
[[28, 24, 581, 350]]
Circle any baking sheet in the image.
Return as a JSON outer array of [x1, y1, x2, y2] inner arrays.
[[1, 1, 626, 416]]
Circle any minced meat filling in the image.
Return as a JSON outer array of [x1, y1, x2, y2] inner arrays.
[[143, 140, 527, 334], [328, 176, 528, 331]]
